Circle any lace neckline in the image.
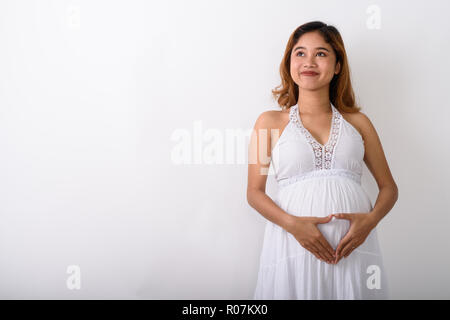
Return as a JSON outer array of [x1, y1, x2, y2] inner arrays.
[[289, 103, 342, 170]]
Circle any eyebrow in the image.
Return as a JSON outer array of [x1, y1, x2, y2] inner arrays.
[[293, 46, 330, 52]]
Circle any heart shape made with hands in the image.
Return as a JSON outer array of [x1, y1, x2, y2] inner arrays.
[[316, 213, 375, 264]]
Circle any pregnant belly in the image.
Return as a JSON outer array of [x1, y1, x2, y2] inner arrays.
[[275, 176, 375, 251]]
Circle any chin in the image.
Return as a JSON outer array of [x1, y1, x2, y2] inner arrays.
[[298, 84, 323, 91]]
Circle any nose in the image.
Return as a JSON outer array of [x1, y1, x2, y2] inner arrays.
[[303, 63, 317, 70], [304, 56, 317, 68]]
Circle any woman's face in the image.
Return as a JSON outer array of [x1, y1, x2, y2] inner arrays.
[[290, 31, 340, 90]]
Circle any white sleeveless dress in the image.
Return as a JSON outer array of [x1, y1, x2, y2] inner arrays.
[[253, 102, 390, 300]]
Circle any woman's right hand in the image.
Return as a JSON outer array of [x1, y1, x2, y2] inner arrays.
[[287, 214, 337, 264]]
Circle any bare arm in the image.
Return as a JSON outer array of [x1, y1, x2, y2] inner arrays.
[[358, 112, 399, 227], [246, 111, 296, 232]]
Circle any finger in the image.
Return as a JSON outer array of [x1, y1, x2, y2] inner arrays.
[[315, 237, 335, 262], [341, 241, 357, 258], [335, 241, 356, 263], [318, 236, 336, 261], [335, 254, 344, 264], [308, 243, 327, 262], [336, 233, 353, 258], [314, 240, 332, 263], [304, 244, 321, 261], [344, 249, 353, 258], [333, 213, 353, 221], [345, 242, 361, 258], [313, 216, 336, 262], [309, 243, 327, 262], [315, 214, 334, 224]]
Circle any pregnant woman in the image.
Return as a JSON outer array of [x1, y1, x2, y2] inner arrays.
[[247, 21, 398, 299]]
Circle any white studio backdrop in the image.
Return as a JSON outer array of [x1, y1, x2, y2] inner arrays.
[[0, 0, 449, 299]]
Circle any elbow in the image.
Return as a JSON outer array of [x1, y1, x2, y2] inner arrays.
[[378, 183, 398, 205], [387, 183, 399, 202], [380, 181, 398, 198], [391, 181, 399, 196]]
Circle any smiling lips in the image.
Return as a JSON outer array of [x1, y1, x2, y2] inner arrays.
[[301, 71, 319, 76]]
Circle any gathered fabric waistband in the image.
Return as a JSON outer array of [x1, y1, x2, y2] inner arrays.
[[277, 168, 362, 188]]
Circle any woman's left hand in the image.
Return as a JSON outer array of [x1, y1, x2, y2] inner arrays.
[[332, 213, 377, 264]]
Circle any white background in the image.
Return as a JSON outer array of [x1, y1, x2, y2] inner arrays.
[[0, 0, 449, 299]]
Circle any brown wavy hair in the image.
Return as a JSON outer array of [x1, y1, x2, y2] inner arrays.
[[272, 21, 361, 113]]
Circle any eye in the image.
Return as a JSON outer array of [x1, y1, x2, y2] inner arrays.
[[296, 51, 327, 57]]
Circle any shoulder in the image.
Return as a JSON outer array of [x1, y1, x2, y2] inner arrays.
[[343, 109, 397, 191], [253, 109, 288, 129], [340, 109, 375, 138]]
